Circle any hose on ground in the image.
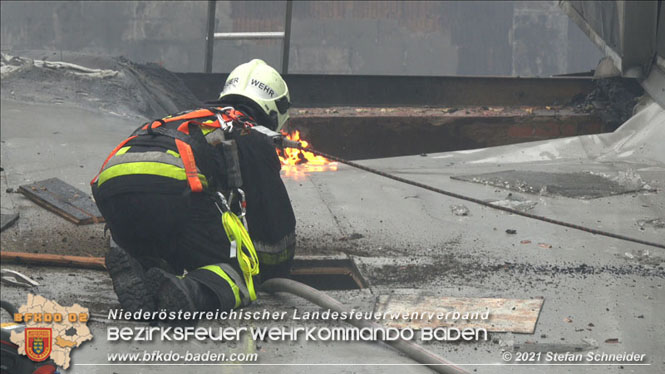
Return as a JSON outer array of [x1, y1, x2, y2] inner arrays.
[[261, 278, 468, 374]]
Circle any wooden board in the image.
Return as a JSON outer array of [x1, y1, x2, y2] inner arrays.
[[18, 178, 103, 225], [374, 294, 544, 334], [1, 251, 106, 270]]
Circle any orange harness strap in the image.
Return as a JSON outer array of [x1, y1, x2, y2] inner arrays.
[[175, 139, 203, 192], [175, 121, 204, 192]]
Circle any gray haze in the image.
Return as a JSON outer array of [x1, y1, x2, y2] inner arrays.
[[1, 1, 602, 75]]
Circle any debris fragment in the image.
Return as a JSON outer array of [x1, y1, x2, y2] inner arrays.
[[1, 268, 39, 287], [637, 218, 665, 231], [505, 229, 517, 235], [0, 213, 19, 232], [564, 317, 573, 323], [582, 338, 598, 346], [513, 341, 596, 353], [450, 204, 470, 216], [604, 338, 619, 344], [339, 233, 364, 241]]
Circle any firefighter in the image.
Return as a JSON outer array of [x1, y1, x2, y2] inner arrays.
[[91, 59, 295, 314]]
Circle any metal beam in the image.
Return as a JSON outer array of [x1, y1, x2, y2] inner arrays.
[[203, 0, 216, 73], [176, 73, 599, 108], [214, 31, 284, 40], [282, 0, 293, 74]]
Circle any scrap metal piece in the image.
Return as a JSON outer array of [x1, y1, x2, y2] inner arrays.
[[452, 170, 644, 199], [450, 204, 470, 216], [374, 294, 544, 333], [0, 212, 19, 231], [1, 269, 39, 287], [18, 177, 103, 225]]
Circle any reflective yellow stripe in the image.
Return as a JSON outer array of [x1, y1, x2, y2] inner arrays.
[[118, 147, 180, 158], [258, 247, 295, 265], [201, 125, 216, 135], [97, 162, 207, 187], [199, 265, 241, 308]]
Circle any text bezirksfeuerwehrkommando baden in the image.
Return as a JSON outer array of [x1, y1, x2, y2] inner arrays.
[[107, 325, 487, 342]]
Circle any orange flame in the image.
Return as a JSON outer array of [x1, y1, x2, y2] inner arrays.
[[277, 131, 338, 179]]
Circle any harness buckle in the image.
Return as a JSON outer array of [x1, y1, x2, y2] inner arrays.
[[214, 107, 236, 133], [236, 188, 248, 230], [226, 188, 248, 230], [214, 191, 231, 214]]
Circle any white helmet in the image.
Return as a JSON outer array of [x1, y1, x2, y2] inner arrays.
[[218, 59, 291, 131]]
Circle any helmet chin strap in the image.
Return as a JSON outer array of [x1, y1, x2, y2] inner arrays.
[[267, 110, 279, 131], [214, 96, 279, 131]]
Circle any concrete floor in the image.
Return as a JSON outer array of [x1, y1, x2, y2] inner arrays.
[[1, 95, 664, 373]]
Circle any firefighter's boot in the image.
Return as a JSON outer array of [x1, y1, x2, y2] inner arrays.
[[146, 264, 250, 313], [105, 246, 155, 312], [146, 269, 218, 313]]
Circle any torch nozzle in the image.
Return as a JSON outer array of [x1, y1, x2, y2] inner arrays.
[[282, 138, 303, 149], [251, 125, 303, 149]]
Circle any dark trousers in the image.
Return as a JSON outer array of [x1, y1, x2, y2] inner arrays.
[[96, 192, 235, 275]]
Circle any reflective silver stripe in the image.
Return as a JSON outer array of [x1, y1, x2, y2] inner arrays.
[[104, 151, 200, 172], [254, 232, 296, 254], [218, 263, 250, 305]]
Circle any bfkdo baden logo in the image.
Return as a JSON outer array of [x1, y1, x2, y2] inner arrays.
[[9, 294, 93, 369], [25, 327, 53, 361]]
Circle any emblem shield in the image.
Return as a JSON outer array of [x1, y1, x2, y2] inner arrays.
[[25, 327, 52, 362]]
